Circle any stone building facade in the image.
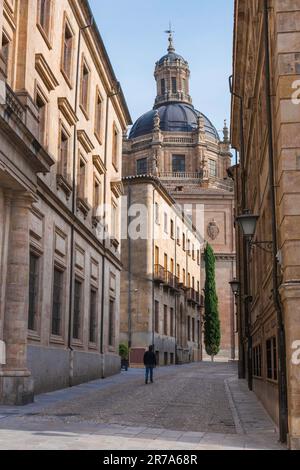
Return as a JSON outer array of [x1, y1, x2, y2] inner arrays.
[[120, 176, 203, 366], [231, 0, 300, 449], [123, 34, 237, 359], [0, 0, 131, 404]]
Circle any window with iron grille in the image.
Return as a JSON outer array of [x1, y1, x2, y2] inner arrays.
[[108, 299, 115, 346], [89, 289, 97, 343], [172, 155, 185, 173], [52, 268, 63, 336], [28, 253, 39, 331], [155, 300, 159, 333], [253, 344, 262, 378], [171, 77, 177, 94], [164, 305, 168, 336], [266, 337, 277, 381], [170, 308, 174, 337], [73, 280, 82, 340], [208, 159, 217, 177], [136, 157, 148, 175]]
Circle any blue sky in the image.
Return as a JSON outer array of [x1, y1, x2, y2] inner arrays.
[[89, 0, 234, 134]]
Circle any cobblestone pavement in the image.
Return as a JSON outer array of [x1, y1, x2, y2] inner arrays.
[[0, 362, 285, 450]]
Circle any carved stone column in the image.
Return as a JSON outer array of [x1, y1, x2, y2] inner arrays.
[[0, 191, 35, 405]]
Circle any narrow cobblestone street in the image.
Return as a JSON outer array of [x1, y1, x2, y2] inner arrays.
[[0, 363, 284, 450]]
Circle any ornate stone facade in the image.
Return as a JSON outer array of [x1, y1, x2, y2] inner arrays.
[[0, 0, 131, 404], [231, 0, 300, 449], [123, 35, 237, 360]]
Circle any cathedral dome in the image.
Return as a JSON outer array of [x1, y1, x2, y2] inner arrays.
[[129, 103, 220, 141], [157, 52, 188, 66]]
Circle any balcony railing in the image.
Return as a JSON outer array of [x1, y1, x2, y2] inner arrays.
[[5, 84, 25, 121], [186, 288, 202, 305], [158, 171, 203, 180], [154, 265, 166, 284]]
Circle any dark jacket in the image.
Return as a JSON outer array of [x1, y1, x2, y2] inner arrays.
[[143, 350, 156, 367]]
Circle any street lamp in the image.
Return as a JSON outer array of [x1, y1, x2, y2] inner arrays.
[[236, 212, 273, 253], [236, 213, 259, 237], [229, 278, 241, 296]]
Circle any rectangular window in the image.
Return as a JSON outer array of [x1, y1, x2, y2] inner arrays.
[[111, 202, 118, 239], [155, 246, 159, 266], [187, 239, 191, 256], [197, 249, 200, 266], [170, 307, 174, 337], [155, 202, 159, 224], [177, 263, 180, 281], [172, 77, 177, 94], [182, 268, 186, 286], [192, 318, 195, 342], [62, 20, 73, 80], [182, 233, 186, 251], [188, 316, 191, 341], [112, 124, 119, 169], [1, 33, 10, 78], [89, 289, 97, 343], [188, 273, 191, 288], [197, 320, 200, 343], [253, 345, 262, 378], [136, 157, 148, 175], [94, 179, 101, 211], [164, 254, 168, 273], [172, 155, 185, 173], [170, 219, 174, 239], [176, 226, 180, 245], [36, 91, 47, 146], [73, 279, 82, 340], [161, 78, 165, 95], [28, 253, 39, 331], [164, 212, 168, 233], [164, 352, 168, 365], [170, 258, 174, 275], [197, 281, 200, 293], [77, 157, 86, 200], [192, 244, 195, 260], [59, 126, 69, 180], [164, 305, 168, 336], [155, 300, 159, 333], [80, 60, 90, 113], [108, 299, 115, 347], [38, 0, 52, 38], [266, 337, 277, 381], [192, 276, 195, 290], [52, 268, 63, 336], [208, 159, 217, 177], [94, 90, 102, 140]]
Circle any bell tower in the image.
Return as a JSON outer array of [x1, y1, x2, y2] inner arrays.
[[154, 29, 192, 108]]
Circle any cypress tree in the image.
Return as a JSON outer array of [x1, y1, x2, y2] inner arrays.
[[204, 243, 221, 361]]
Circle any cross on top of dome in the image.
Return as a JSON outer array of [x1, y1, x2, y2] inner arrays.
[[165, 22, 175, 53]]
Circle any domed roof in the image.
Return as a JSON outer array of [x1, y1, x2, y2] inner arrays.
[[157, 52, 188, 66], [129, 103, 220, 141]]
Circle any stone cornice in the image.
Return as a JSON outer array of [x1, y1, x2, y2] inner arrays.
[[58, 98, 78, 126], [77, 130, 95, 153], [35, 54, 59, 92], [93, 155, 106, 175]]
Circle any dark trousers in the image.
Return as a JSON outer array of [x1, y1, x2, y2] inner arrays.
[[145, 366, 154, 383]]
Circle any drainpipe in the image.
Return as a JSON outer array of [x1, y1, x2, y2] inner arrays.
[[67, 19, 93, 387], [127, 184, 132, 349], [263, 0, 288, 444], [152, 187, 155, 349], [229, 76, 251, 386]]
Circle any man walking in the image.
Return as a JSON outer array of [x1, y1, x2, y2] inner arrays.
[[143, 345, 156, 384]]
